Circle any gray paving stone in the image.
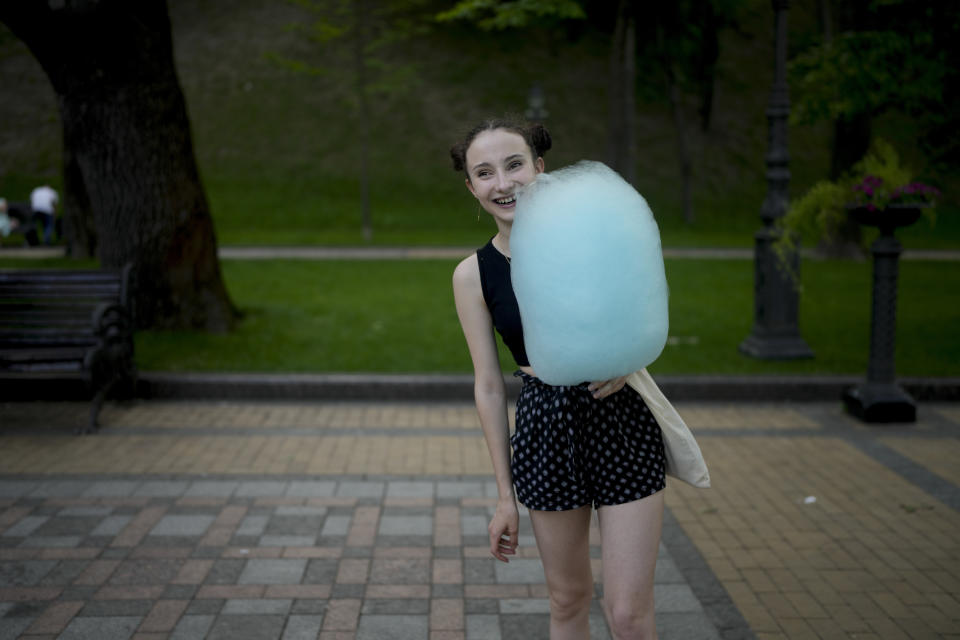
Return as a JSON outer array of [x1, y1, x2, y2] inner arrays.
[[464, 558, 496, 584], [657, 612, 722, 639], [0, 601, 15, 616], [281, 614, 325, 640], [466, 613, 502, 640], [206, 613, 286, 640], [19, 535, 81, 548], [291, 600, 326, 615], [432, 584, 464, 598], [0, 617, 32, 640], [465, 599, 499, 614], [285, 481, 336, 497], [236, 514, 269, 536], [223, 598, 292, 615], [357, 614, 429, 640], [0, 481, 39, 498], [378, 515, 432, 536], [654, 583, 704, 613], [35, 515, 101, 536], [59, 615, 141, 640], [58, 505, 113, 516], [369, 557, 430, 584], [186, 600, 224, 615], [81, 599, 154, 616], [499, 599, 551, 614], [461, 515, 489, 536], [0, 560, 57, 586], [110, 559, 182, 586], [320, 515, 351, 536], [39, 559, 88, 585], [275, 506, 327, 517], [336, 481, 385, 498], [331, 583, 366, 598], [2, 515, 48, 537], [259, 535, 316, 547], [437, 481, 485, 498], [134, 480, 189, 497], [29, 481, 90, 497], [164, 584, 199, 599], [82, 481, 140, 497], [303, 558, 338, 584], [267, 515, 325, 535], [387, 481, 434, 498], [170, 614, 216, 640], [235, 481, 289, 497], [92, 515, 133, 536], [655, 554, 686, 583], [151, 514, 216, 537], [361, 599, 430, 615], [495, 558, 544, 584], [238, 559, 307, 585], [206, 559, 246, 585], [500, 613, 551, 640], [589, 613, 613, 640], [184, 481, 240, 497]]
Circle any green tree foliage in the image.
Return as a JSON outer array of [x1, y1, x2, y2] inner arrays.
[[436, 0, 585, 30], [789, 1, 958, 174]]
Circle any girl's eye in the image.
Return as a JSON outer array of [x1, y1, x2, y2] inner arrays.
[[509, 161, 523, 170]]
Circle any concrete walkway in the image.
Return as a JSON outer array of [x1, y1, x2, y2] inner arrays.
[[2, 398, 959, 639]]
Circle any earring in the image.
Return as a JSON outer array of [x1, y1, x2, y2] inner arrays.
[[477, 203, 481, 222]]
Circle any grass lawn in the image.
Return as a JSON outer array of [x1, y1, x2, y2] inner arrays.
[[116, 257, 957, 378], [2, 255, 956, 377]]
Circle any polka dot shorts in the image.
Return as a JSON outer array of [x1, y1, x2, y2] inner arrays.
[[510, 371, 666, 511]]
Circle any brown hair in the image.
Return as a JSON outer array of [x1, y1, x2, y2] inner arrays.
[[450, 116, 552, 176]]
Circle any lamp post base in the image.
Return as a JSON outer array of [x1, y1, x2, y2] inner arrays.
[[842, 383, 916, 423]]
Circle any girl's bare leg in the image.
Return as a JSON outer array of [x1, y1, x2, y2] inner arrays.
[[528, 505, 594, 639], [597, 490, 664, 640]]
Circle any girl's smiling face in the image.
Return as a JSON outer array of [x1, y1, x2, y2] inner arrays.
[[465, 128, 544, 225]]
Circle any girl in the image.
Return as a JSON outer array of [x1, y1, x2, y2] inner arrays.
[[451, 116, 666, 640]]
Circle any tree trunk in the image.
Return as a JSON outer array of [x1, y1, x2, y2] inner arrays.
[[605, 0, 636, 186], [657, 22, 694, 224], [0, 0, 238, 331], [354, 0, 373, 243], [694, 0, 720, 131], [61, 143, 97, 259], [819, 0, 870, 257]]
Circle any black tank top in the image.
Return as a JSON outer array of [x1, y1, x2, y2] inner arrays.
[[476, 238, 529, 367]]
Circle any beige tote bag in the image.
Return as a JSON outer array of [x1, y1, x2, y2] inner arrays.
[[626, 369, 710, 489]]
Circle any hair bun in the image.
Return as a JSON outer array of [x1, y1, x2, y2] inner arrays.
[[529, 124, 552, 157]]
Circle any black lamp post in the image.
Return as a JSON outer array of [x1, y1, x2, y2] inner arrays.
[[525, 84, 549, 122], [739, 0, 813, 360]]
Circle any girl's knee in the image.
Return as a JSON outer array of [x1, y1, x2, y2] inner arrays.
[[604, 598, 656, 640], [549, 584, 593, 622]]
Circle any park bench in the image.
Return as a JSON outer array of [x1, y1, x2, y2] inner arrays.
[[0, 264, 136, 433]]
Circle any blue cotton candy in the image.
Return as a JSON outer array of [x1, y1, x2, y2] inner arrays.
[[510, 160, 668, 386]]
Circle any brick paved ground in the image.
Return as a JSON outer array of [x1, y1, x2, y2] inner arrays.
[[1, 399, 958, 639]]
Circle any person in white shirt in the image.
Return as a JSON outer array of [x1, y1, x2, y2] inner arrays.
[[30, 184, 59, 245], [0, 198, 19, 238]]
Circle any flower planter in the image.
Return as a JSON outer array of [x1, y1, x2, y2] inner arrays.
[[841, 205, 925, 423]]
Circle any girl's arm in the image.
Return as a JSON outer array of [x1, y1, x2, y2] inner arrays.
[[453, 254, 519, 562]]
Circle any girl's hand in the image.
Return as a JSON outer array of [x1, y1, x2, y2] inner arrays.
[[489, 499, 519, 562], [588, 375, 628, 399]]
